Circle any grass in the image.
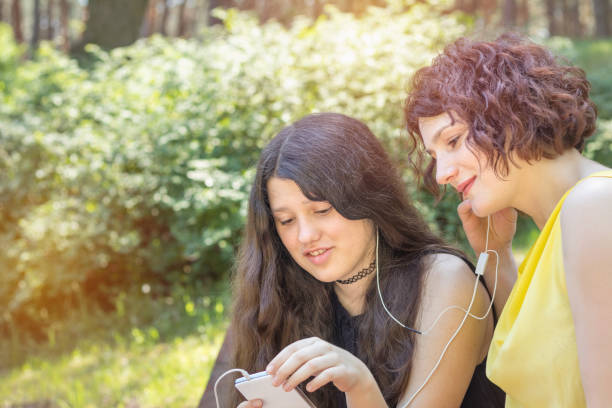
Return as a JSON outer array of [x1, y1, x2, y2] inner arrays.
[[0, 332, 225, 407], [0, 283, 230, 408]]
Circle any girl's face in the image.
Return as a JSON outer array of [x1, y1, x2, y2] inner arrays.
[[267, 177, 375, 283], [418, 112, 518, 216]]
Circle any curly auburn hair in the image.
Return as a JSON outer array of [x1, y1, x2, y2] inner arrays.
[[404, 33, 598, 195]]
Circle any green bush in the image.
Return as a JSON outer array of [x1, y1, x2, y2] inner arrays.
[[0, 6, 471, 345], [1, 9, 611, 348], [546, 38, 612, 166], [547, 37, 612, 120]]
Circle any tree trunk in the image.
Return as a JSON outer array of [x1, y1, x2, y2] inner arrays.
[[502, 0, 517, 29], [0, 0, 4, 23], [591, 0, 610, 37], [47, 0, 55, 40], [194, 0, 208, 34], [454, 0, 478, 12], [254, 0, 272, 22], [546, 0, 560, 36], [32, 0, 41, 50], [11, 0, 23, 43], [562, 0, 582, 36], [178, 0, 187, 37], [517, 0, 529, 26], [480, 0, 497, 27], [77, 0, 149, 50], [560, 0, 568, 35], [160, 0, 169, 35], [311, 0, 324, 18], [60, 0, 69, 52], [141, 0, 158, 37], [207, 0, 234, 25]]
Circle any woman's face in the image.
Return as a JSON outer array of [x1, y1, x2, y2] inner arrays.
[[267, 177, 375, 283], [418, 112, 518, 216]]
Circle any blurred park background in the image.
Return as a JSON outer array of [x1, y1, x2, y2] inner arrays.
[[0, 0, 611, 406]]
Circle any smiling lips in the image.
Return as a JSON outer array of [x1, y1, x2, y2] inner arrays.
[[456, 176, 476, 198], [304, 247, 332, 265]]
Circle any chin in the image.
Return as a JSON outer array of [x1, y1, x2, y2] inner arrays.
[[469, 200, 490, 218], [307, 270, 336, 283], [472, 198, 506, 218]]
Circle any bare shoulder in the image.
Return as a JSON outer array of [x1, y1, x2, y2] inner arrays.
[[418, 252, 493, 361], [421, 252, 480, 304], [561, 172, 612, 278], [562, 173, 612, 221]]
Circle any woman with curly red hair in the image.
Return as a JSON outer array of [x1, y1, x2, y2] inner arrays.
[[405, 34, 612, 407]]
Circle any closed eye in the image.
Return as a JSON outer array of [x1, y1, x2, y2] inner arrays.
[[448, 135, 460, 148], [316, 206, 332, 215], [279, 218, 293, 226], [448, 130, 468, 148]]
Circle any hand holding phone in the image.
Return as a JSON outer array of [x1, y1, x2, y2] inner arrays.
[[235, 371, 316, 408]]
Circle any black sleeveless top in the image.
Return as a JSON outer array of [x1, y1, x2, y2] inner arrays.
[[329, 278, 505, 407]]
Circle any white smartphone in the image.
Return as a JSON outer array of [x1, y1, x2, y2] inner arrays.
[[234, 371, 317, 408]]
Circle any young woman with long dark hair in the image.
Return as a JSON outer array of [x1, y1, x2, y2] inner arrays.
[[226, 112, 504, 407], [404, 34, 612, 407]]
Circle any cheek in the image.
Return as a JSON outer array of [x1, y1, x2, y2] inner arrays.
[[275, 227, 296, 254], [479, 166, 504, 190], [457, 140, 487, 170], [347, 221, 374, 250]]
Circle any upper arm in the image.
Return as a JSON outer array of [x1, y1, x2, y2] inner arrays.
[[397, 253, 494, 408], [561, 177, 612, 407]]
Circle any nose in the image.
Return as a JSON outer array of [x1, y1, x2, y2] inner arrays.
[[435, 155, 459, 185], [297, 218, 320, 245]]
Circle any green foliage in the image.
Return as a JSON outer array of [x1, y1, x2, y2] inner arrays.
[[585, 118, 612, 165], [0, 24, 24, 82], [546, 38, 612, 167], [0, 284, 229, 407], [2, 6, 611, 349], [547, 37, 612, 120], [0, 4, 471, 345]]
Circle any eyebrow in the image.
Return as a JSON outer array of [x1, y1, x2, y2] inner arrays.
[[271, 200, 320, 213]]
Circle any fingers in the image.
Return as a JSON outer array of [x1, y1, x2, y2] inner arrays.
[[265, 337, 364, 394], [267, 337, 317, 375], [457, 199, 473, 218], [306, 366, 344, 392], [283, 353, 338, 391], [269, 338, 333, 388], [457, 200, 479, 226], [237, 400, 262, 408], [497, 207, 518, 224], [458, 200, 517, 253]]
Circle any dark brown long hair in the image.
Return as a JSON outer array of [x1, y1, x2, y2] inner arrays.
[[230, 112, 463, 407], [404, 33, 598, 195]]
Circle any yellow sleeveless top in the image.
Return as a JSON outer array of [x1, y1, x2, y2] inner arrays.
[[486, 170, 612, 408]]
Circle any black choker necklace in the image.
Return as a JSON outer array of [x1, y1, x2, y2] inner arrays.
[[336, 260, 376, 284]]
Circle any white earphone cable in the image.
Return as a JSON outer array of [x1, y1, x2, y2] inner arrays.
[[215, 217, 498, 407], [214, 368, 251, 408], [376, 216, 498, 406], [376, 229, 422, 334]]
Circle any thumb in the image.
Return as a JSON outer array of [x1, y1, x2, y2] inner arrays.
[[457, 199, 475, 222]]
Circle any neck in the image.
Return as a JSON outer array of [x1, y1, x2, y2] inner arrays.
[[511, 149, 606, 229], [334, 274, 373, 316]]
